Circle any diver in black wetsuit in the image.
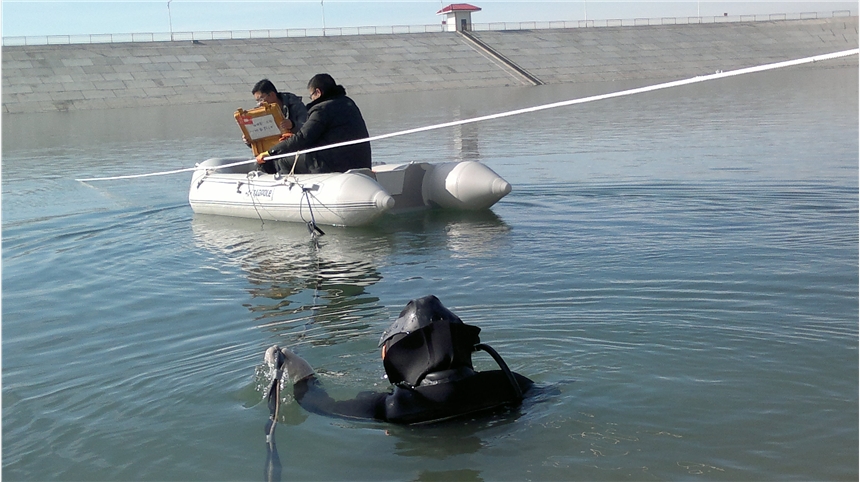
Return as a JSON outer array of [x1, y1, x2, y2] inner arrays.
[[264, 295, 533, 425]]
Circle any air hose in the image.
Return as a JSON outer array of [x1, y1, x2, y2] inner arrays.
[[475, 343, 523, 401]]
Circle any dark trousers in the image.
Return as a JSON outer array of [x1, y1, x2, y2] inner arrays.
[[275, 154, 312, 174]]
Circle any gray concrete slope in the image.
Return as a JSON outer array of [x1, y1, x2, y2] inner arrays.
[[2, 33, 521, 114], [3, 17, 857, 114], [470, 17, 858, 84]]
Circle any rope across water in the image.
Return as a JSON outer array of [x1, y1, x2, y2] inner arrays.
[[75, 48, 858, 183]]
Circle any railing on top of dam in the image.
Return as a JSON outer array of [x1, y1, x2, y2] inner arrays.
[[2, 10, 854, 47]]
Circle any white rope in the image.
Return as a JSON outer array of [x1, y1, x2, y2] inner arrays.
[[75, 48, 858, 183], [75, 157, 254, 182]]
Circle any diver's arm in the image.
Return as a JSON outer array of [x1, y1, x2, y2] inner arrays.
[[268, 346, 386, 421], [294, 376, 386, 421]]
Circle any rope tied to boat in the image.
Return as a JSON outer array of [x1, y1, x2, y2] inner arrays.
[[287, 152, 301, 178], [299, 184, 325, 240], [244, 171, 268, 225], [73, 48, 859, 184]]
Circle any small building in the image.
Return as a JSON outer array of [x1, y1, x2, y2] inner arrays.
[[437, 3, 482, 32]]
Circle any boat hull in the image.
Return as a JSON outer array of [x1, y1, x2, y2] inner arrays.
[[189, 159, 394, 227], [373, 160, 512, 212], [188, 158, 512, 226]]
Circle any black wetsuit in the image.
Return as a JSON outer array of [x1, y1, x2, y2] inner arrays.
[[294, 368, 533, 424], [272, 295, 533, 425]]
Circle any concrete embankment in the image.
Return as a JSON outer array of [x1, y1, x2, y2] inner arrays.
[[2, 17, 857, 114]]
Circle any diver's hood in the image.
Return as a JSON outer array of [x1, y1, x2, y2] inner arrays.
[[379, 295, 481, 387]]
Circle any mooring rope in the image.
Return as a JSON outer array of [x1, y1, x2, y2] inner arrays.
[[245, 174, 267, 224], [74, 48, 858, 183]]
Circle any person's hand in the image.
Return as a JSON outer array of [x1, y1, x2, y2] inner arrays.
[[242, 134, 251, 147], [278, 133, 292, 141], [265, 345, 315, 384], [279, 119, 293, 132], [264, 345, 313, 441], [256, 151, 269, 164]]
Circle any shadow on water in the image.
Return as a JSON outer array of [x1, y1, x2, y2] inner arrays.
[[263, 404, 522, 482], [385, 410, 524, 458], [263, 382, 562, 482]]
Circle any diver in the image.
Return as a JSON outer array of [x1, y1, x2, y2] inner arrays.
[[264, 295, 533, 426]]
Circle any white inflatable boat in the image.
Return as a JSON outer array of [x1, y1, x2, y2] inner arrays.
[[188, 158, 512, 227]]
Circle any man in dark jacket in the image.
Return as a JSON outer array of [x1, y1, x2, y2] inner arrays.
[[256, 74, 372, 174], [247, 79, 308, 138]]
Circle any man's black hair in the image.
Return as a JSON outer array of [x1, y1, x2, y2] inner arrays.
[[307, 74, 337, 96], [252, 79, 278, 95]]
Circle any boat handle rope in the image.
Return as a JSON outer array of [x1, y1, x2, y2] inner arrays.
[[287, 152, 301, 178], [74, 48, 858, 184]]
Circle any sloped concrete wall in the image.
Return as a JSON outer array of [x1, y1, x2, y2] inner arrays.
[[2, 33, 522, 114], [470, 17, 858, 84], [2, 17, 856, 114]]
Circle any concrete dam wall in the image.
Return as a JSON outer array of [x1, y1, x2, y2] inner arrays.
[[2, 17, 857, 114]]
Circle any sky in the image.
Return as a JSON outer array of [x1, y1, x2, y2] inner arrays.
[[1, 1, 855, 38]]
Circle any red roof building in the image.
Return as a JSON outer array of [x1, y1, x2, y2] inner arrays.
[[436, 3, 482, 15], [437, 4, 482, 32]]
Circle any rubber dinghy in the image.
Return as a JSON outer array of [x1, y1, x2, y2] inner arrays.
[[189, 158, 512, 227]]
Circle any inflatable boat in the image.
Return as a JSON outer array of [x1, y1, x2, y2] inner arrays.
[[188, 158, 512, 227]]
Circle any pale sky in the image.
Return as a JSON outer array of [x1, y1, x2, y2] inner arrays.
[[1, 1, 855, 38]]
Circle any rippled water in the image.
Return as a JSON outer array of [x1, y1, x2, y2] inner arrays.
[[3, 65, 857, 481]]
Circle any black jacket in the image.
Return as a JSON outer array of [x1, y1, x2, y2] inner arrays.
[[268, 85, 371, 174], [294, 368, 533, 424], [277, 92, 308, 134]]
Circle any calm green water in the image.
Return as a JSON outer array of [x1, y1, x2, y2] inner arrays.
[[3, 65, 857, 481]]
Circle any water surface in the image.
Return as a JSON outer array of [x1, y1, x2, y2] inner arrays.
[[3, 65, 857, 481]]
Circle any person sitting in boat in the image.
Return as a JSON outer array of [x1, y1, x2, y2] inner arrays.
[[264, 295, 533, 425], [255, 74, 372, 175], [245, 80, 308, 175], [245, 78, 308, 144]]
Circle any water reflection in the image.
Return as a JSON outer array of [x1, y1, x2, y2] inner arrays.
[[385, 410, 522, 459], [452, 106, 481, 163], [192, 209, 512, 347], [374, 209, 512, 259], [191, 214, 388, 346]]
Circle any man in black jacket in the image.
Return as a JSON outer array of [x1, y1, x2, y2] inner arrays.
[[257, 74, 372, 174]]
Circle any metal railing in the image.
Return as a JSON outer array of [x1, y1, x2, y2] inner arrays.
[[3, 10, 853, 46], [475, 10, 854, 31]]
